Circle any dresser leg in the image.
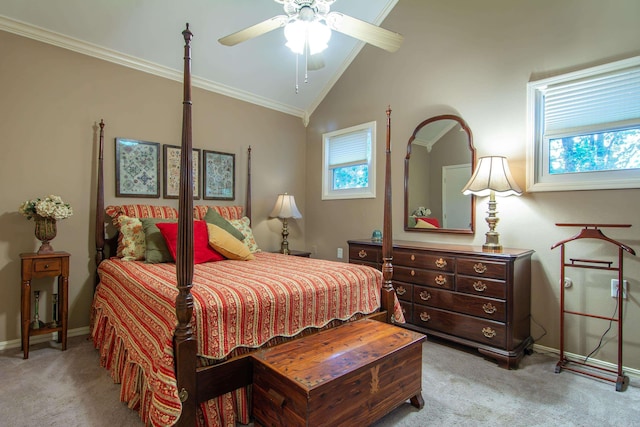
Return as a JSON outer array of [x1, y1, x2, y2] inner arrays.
[[410, 392, 425, 409]]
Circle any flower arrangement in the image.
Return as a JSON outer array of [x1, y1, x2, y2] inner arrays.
[[412, 206, 431, 217], [19, 195, 73, 221]]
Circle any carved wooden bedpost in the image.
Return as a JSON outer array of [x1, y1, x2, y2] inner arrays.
[[174, 23, 198, 426], [382, 106, 395, 323], [95, 119, 105, 286], [246, 146, 252, 223]]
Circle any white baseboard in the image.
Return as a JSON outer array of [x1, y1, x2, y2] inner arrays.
[[0, 326, 90, 351], [533, 343, 640, 380]]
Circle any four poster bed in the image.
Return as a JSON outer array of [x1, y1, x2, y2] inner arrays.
[[91, 25, 400, 426]]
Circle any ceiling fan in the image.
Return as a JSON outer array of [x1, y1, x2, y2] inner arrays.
[[218, 0, 404, 55]]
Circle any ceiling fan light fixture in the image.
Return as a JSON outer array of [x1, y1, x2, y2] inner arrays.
[[284, 19, 331, 55]]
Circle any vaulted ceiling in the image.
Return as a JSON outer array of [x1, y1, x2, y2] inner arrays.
[[0, 0, 399, 120]]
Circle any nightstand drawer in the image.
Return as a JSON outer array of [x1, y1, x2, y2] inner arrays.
[[33, 258, 62, 275], [394, 249, 454, 272], [413, 286, 506, 321], [413, 306, 506, 348], [457, 258, 506, 280], [394, 266, 453, 289]]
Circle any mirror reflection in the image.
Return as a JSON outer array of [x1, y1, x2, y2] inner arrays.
[[404, 114, 475, 234]]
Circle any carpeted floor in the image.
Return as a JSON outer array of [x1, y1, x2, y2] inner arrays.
[[1, 334, 639, 426]]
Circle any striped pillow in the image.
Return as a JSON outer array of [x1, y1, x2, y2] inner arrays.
[[106, 204, 179, 227], [193, 205, 243, 221]]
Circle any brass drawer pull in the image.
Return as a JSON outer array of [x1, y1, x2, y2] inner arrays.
[[402, 307, 407, 314], [483, 303, 497, 314], [434, 275, 446, 286], [472, 281, 487, 292], [420, 312, 431, 322], [410, 270, 416, 276], [435, 258, 447, 269], [44, 264, 50, 269], [358, 249, 367, 258], [395, 286, 407, 296], [411, 254, 416, 261], [473, 263, 487, 274], [419, 290, 431, 301], [482, 327, 496, 338]]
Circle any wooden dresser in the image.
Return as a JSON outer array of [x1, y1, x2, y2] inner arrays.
[[348, 239, 534, 369]]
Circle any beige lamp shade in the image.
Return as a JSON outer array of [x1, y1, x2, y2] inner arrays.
[[462, 156, 522, 197], [270, 193, 302, 219]]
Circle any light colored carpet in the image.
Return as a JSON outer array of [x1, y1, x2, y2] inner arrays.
[[1, 335, 639, 426]]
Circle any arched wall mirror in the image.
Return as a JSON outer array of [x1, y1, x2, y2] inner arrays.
[[404, 114, 476, 234]]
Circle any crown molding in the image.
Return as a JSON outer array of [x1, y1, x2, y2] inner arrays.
[[0, 14, 307, 119]]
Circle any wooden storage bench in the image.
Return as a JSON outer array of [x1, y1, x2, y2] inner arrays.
[[252, 319, 426, 427]]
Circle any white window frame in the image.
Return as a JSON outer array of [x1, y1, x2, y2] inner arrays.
[[526, 56, 640, 192], [322, 121, 376, 200]]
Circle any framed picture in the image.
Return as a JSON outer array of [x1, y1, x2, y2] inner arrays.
[[163, 145, 201, 199], [203, 150, 235, 200], [115, 138, 160, 198]]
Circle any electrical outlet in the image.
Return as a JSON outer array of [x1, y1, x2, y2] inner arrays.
[[611, 279, 628, 299], [337, 247, 343, 259]]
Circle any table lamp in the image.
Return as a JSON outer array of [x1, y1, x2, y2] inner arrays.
[[270, 193, 302, 254], [462, 156, 522, 252]]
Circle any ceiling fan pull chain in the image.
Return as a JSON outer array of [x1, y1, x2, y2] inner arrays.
[[304, 42, 309, 84], [295, 53, 299, 94]]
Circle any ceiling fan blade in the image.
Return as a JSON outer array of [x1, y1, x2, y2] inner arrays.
[[218, 15, 288, 46], [326, 12, 404, 53]]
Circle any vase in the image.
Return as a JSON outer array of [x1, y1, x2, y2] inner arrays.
[[34, 215, 57, 254]]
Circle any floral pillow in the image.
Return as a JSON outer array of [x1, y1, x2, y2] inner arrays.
[[228, 217, 261, 253], [117, 215, 146, 261]]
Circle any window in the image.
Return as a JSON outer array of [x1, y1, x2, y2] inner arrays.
[[322, 121, 376, 200], [526, 56, 640, 191]]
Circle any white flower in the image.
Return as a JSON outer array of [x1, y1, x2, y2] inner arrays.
[[18, 195, 73, 221]]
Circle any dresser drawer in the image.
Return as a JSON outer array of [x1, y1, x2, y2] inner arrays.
[[412, 306, 506, 348], [457, 276, 506, 299], [399, 301, 412, 322], [394, 266, 453, 290], [392, 281, 412, 302], [394, 249, 454, 272], [413, 287, 506, 321], [349, 245, 380, 264], [457, 258, 506, 280]]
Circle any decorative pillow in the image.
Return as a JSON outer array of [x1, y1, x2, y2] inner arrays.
[[156, 221, 225, 264], [203, 208, 245, 241], [140, 218, 178, 263], [415, 218, 438, 229], [193, 205, 243, 221], [228, 217, 261, 253], [106, 204, 179, 227], [116, 215, 145, 261], [206, 223, 254, 261]]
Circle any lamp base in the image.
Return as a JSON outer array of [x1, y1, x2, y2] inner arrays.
[[482, 230, 502, 253]]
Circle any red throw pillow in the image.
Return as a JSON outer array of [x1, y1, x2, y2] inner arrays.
[[156, 220, 225, 264]]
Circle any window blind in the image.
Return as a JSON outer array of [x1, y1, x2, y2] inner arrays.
[[544, 65, 640, 135], [328, 129, 370, 169]]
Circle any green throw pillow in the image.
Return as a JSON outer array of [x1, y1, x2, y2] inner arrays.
[[203, 208, 245, 241], [140, 218, 178, 263]]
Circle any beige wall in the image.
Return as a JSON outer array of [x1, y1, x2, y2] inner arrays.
[[307, 0, 640, 369], [0, 30, 306, 344]]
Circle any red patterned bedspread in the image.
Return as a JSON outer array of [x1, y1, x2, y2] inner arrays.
[[91, 252, 402, 426]]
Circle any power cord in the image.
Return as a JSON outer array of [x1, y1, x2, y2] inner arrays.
[[583, 295, 619, 364], [530, 313, 547, 342]]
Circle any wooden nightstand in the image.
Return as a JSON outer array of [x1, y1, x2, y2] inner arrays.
[[272, 249, 311, 258], [20, 251, 70, 359]]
